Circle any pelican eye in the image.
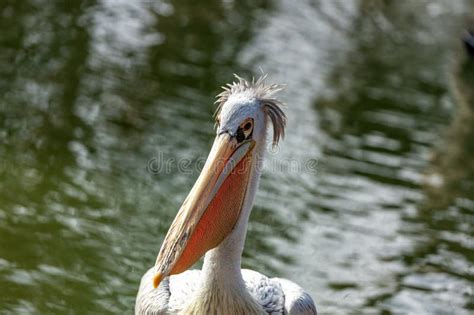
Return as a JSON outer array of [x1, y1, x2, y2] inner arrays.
[[236, 119, 253, 143]]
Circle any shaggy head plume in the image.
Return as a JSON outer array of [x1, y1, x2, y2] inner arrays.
[[214, 74, 287, 147]]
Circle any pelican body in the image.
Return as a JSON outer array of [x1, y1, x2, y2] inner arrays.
[[136, 75, 317, 315]]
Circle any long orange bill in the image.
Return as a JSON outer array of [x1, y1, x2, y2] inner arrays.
[[152, 133, 255, 288]]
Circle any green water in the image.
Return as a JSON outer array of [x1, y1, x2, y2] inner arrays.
[[0, 0, 473, 314]]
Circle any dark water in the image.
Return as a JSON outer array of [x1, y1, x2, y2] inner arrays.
[[1, 0, 473, 314]]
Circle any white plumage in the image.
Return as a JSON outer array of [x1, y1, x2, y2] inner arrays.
[[136, 267, 316, 314]]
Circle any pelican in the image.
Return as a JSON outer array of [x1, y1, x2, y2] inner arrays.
[[135, 75, 317, 315]]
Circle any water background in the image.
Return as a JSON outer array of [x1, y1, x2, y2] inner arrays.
[[1, 0, 473, 314]]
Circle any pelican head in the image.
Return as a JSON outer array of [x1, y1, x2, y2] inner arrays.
[[152, 75, 286, 288]]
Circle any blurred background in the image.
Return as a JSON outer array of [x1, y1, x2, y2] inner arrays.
[[0, 0, 473, 314]]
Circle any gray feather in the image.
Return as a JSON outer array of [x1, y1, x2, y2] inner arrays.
[[273, 278, 317, 315]]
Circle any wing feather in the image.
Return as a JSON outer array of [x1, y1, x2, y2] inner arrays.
[[272, 277, 317, 315]]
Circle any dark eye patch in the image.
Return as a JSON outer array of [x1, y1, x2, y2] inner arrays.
[[236, 127, 246, 142], [236, 119, 254, 143], [236, 126, 253, 143]]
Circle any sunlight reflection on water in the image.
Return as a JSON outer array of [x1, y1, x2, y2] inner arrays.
[[0, 0, 473, 314]]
